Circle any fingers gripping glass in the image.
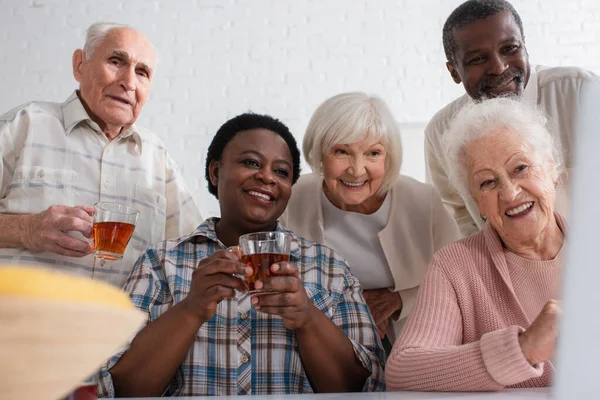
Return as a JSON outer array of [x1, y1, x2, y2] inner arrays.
[[231, 231, 292, 294], [92, 202, 139, 261]]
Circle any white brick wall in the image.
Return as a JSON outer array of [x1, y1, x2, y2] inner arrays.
[[1, 0, 599, 217]]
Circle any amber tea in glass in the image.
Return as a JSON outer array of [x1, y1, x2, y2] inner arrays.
[[239, 231, 292, 294], [93, 202, 139, 261]]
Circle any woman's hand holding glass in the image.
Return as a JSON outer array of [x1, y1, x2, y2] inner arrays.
[[181, 250, 253, 325], [250, 262, 316, 331]]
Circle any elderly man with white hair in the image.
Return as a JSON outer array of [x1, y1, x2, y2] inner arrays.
[[281, 92, 460, 348], [386, 97, 564, 391], [0, 22, 202, 287]]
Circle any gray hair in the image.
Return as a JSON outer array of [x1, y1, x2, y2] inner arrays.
[[442, 96, 563, 199], [303, 92, 403, 195], [83, 22, 132, 60]]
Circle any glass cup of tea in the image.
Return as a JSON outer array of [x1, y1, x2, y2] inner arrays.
[[238, 231, 292, 294], [61, 373, 99, 400], [92, 202, 139, 261]]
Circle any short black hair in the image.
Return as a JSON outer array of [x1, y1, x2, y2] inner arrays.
[[204, 113, 301, 199], [443, 0, 525, 63]]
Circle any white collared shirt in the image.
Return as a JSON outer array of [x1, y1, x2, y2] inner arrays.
[[425, 65, 599, 237], [0, 91, 203, 287]]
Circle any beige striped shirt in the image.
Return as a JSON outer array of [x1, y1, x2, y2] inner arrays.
[[0, 91, 203, 287]]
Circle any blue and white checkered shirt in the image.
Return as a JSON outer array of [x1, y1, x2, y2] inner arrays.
[[99, 218, 386, 396]]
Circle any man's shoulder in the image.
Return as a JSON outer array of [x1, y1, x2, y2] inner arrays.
[[0, 99, 63, 123], [135, 125, 170, 153], [535, 65, 598, 88], [425, 93, 471, 139]]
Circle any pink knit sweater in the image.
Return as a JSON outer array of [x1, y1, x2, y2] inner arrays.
[[385, 214, 566, 391]]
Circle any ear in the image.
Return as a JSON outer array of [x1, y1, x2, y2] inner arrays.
[[446, 61, 462, 84], [72, 49, 86, 83], [208, 159, 220, 188]]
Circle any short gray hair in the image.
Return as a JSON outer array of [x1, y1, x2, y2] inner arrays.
[[443, 96, 563, 199], [83, 22, 132, 60], [303, 92, 403, 195]]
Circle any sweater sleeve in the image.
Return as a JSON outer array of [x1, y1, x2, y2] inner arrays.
[[385, 261, 543, 391]]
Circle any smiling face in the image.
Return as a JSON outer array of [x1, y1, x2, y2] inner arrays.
[[209, 128, 293, 231], [321, 136, 387, 214], [73, 28, 155, 138], [466, 128, 557, 243], [447, 11, 530, 100]]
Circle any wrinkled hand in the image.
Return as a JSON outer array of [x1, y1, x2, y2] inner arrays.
[[376, 319, 389, 339], [519, 299, 561, 365], [21, 205, 95, 257], [362, 289, 402, 338], [182, 249, 252, 325], [251, 262, 316, 330]]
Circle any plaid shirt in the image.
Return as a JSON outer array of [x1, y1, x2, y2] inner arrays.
[[99, 218, 386, 396]]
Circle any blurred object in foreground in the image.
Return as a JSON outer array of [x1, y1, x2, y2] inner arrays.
[[0, 266, 144, 400]]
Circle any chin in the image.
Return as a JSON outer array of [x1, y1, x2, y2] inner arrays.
[[245, 212, 279, 227]]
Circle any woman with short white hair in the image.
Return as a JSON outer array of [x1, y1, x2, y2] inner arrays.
[[386, 97, 565, 391], [281, 92, 460, 347]]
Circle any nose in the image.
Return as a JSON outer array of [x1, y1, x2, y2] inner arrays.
[[499, 179, 521, 202], [119, 67, 136, 91], [254, 167, 276, 185], [487, 53, 508, 75], [347, 155, 366, 176]]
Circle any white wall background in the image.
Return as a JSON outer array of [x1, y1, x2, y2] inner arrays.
[[1, 0, 599, 217]]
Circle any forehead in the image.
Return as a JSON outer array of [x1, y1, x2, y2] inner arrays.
[[337, 134, 383, 149], [453, 11, 523, 53], [466, 129, 533, 170], [94, 28, 156, 68], [224, 128, 293, 161]]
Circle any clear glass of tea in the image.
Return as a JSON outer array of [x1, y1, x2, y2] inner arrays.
[[92, 202, 139, 261], [238, 231, 292, 294], [61, 383, 97, 400]]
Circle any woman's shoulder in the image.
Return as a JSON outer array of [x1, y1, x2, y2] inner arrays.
[[389, 175, 445, 219], [392, 175, 438, 200], [294, 172, 321, 188], [285, 173, 322, 211], [291, 233, 355, 289], [428, 230, 490, 274]]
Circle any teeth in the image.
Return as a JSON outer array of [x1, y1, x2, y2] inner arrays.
[[506, 202, 533, 216], [248, 190, 271, 201], [341, 180, 365, 187]]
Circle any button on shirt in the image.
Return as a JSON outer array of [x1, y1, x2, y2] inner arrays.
[[98, 218, 386, 396], [0, 92, 203, 287]]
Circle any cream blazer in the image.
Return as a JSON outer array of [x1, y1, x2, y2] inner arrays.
[[280, 173, 461, 338]]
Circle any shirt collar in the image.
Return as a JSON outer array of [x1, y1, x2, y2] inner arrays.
[[61, 90, 144, 153], [169, 217, 301, 254]]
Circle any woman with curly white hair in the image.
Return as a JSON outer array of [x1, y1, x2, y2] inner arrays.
[[386, 96, 565, 391], [281, 92, 460, 348]]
